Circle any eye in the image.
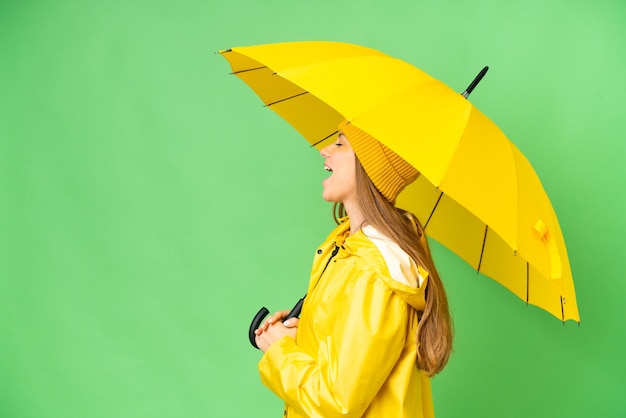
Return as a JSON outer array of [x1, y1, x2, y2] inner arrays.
[[335, 133, 346, 146]]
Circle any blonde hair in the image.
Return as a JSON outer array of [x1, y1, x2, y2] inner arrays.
[[334, 158, 453, 376]]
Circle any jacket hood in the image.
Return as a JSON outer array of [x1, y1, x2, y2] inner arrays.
[[334, 219, 428, 312]]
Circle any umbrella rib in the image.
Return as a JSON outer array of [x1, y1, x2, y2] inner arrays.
[[476, 225, 489, 273], [265, 91, 309, 107], [424, 191, 444, 230], [231, 66, 268, 75], [526, 262, 530, 305], [311, 131, 339, 148]]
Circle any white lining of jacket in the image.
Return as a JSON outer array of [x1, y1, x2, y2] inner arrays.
[[362, 225, 425, 288]]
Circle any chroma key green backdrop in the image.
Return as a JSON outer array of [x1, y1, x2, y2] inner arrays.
[[1, 1, 625, 417]]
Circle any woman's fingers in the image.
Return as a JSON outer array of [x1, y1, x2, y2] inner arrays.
[[264, 310, 291, 327], [256, 309, 299, 335], [255, 321, 298, 353], [255, 309, 288, 334], [268, 310, 291, 324], [283, 318, 299, 328], [255, 333, 268, 352]]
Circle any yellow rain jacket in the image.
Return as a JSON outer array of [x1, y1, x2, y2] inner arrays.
[[259, 219, 434, 417]]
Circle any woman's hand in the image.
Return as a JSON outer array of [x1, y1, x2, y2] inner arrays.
[[254, 310, 299, 352], [254, 310, 290, 334]]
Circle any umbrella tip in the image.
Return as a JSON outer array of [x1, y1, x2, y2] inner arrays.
[[461, 66, 489, 99]]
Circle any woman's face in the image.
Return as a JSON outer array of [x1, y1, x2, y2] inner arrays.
[[320, 132, 357, 205]]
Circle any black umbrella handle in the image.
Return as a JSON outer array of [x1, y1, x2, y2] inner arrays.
[[284, 298, 305, 321], [248, 298, 305, 349], [248, 307, 269, 349]]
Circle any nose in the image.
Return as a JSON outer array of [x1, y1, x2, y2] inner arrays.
[[320, 145, 331, 158]]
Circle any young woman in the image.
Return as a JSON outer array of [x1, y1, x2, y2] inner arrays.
[[254, 120, 453, 418]]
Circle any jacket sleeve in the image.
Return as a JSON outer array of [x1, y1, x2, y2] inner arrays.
[[258, 270, 409, 418]]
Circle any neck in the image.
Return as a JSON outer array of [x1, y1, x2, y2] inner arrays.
[[343, 200, 365, 235]]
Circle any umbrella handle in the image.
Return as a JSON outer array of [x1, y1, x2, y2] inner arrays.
[[248, 298, 305, 349], [249, 307, 269, 349]]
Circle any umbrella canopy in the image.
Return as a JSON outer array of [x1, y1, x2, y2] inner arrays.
[[220, 41, 579, 323]]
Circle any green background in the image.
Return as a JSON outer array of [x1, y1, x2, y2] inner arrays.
[[1, 0, 625, 417]]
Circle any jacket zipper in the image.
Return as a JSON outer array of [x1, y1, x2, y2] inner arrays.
[[285, 245, 340, 418], [322, 245, 340, 277], [311, 244, 340, 292]]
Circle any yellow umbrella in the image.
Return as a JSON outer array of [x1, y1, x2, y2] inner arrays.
[[220, 41, 580, 323]]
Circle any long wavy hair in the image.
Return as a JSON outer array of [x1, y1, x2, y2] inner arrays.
[[333, 158, 453, 376]]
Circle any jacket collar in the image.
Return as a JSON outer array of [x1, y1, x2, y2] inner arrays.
[[335, 218, 428, 312]]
